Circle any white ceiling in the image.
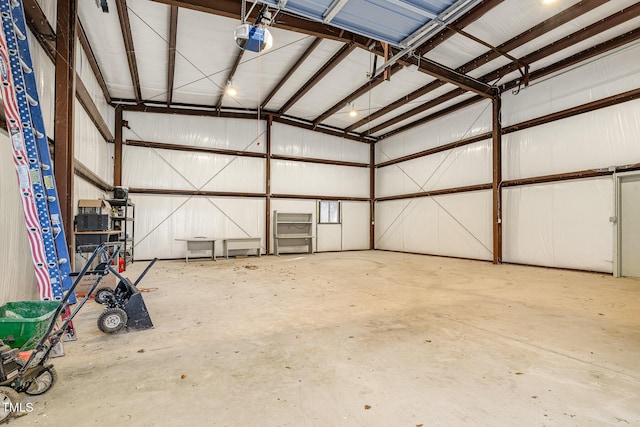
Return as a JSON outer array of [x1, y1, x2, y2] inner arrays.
[[74, 0, 640, 140]]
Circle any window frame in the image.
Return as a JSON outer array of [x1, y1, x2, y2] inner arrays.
[[317, 200, 341, 224]]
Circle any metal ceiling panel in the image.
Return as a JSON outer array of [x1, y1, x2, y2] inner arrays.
[[223, 28, 314, 110], [171, 10, 241, 105], [127, 0, 170, 102], [330, 0, 437, 45], [262, 0, 459, 46], [370, 90, 479, 136], [426, 32, 492, 70], [519, 14, 640, 80], [463, 0, 583, 48], [78, 1, 136, 99], [284, 47, 372, 120], [262, 39, 347, 111], [322, 67, 437, 128], [350, 82, 459, 133], [507, 0, 640, 60]]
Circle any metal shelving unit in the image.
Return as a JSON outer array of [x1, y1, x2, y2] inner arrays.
[[108, 199, 135, 265], [273, 211, 314, 255]]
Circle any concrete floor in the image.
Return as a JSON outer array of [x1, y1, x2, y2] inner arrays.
[[11, 251, 640, 426]]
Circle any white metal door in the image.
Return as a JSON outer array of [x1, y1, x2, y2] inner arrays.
[[619, 174, 640, 278]]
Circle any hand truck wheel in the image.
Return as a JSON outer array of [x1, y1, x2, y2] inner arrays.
[[97, 307, 128, 334]]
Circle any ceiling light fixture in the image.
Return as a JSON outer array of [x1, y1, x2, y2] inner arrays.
[[225, 80, 237, 97], [540, 0, 557, 4], [348, 104, 358, 118]]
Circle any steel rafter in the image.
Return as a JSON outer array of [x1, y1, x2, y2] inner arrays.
[[116, 0, 142, 102], [167, 5, 178, 105]]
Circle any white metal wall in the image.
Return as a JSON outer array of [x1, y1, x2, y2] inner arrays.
[[120, 117, 371, 259], [501, 43, 640, 272], [375, 101, 494, 259], [374, 42, 640, 272], [271, 123, 370, 253], [375, 191, 493, 260], [0, 131, 38, 302], [134, 195, 266, 260]]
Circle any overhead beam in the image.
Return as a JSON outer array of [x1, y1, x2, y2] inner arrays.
[[377, 95, 485, 139], [349, 0, 608, 134], [149, 0, 495, 96], [216, 47, 245, 112], [312, 63, 403, 127], [77, 21, 112, 104], [345, 0, 503, 132], [414, 0, 505, 54], [125, 139, 267, 159], [23, 0, 55, 59], [457, 0, 609, 74], [167, 5, 178, 105], [514, 27, 640, 92], [261, 37, 322, 109], [482, 2, 640, 85], [116, 0, 142, 103], [393, 49, 495, 98], [346, 80, 445, 132], [150, 0, 371, 44], [271, 115, 373, 143], [364, 87, 468, 136], [278, 43, 356, 115], [75, 76, 114, 142]]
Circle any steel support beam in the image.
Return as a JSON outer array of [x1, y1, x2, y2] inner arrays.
[[23, 0, 55, 59], [350, 0, 609, 135], [216, 47, 245, 112], [75, 76, 114, 142], [492, 95, 502, 265], [378, 95, 485, 139], [149, 0, 494, 97], [370, 142, 375, 249], [262, 37, 322, 109], [116, 0, 142, 103], [167, 5, 178, 105], [77, 20, 111, 104], [278, 43, 356, 115], [266, 116, 272, 254], [125, 139, 267, 159], [114, 106, 123, 186], [54, 0, 78, 249], [313, 64, 402, 128]]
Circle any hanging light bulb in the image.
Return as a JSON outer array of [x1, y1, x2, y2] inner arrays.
[[225, 80, 237, 97], [348, 103, 357, 118]]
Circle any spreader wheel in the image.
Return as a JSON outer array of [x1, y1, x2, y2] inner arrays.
[[97, 307, 128, 334], [25, 366, 57, 395]]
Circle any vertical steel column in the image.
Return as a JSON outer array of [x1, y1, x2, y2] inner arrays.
[[492, 94, 502, 264], [370, 142, 375, 250], [54, 0, 78, 249], [265, 116, 272, 254], [114, 105, 123, 187]]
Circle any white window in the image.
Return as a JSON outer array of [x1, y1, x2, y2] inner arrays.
[[318, 201, 340, 224]]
